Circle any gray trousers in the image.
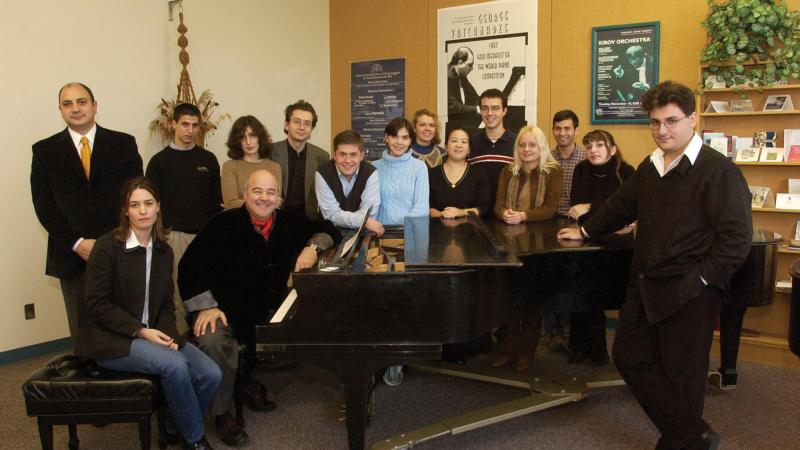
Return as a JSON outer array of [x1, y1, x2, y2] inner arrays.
[[195, 322, 244, 416], [59, 272, 85, 349], [168, 231, 195, 336]]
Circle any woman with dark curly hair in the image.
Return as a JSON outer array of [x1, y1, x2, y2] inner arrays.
[[221, 115, 282, 209]]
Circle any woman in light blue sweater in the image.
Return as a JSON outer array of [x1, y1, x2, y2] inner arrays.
[[373, 117, 430, 225]]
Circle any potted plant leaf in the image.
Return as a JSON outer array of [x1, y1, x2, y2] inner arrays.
[[701, 0, 800, 91]]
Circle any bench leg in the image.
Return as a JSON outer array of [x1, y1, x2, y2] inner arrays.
[[36, 417, 53, 450], [137, 414, 152, 450], [68, 423, 79, 450]]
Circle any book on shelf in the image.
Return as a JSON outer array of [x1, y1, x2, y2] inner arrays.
[[704, 101, 729, 113], [708, 137, 729, 157], [731, 99, 754, 112], [775, 193, 800, 209], [785, 129, 800, 160], [789, 179, 800, 194], [759, 147, 784, 162], [788, 145, 800, 162], [749, 186, 774, 208], [733, 137, 753, 153], [736, 147, 761, 162], [763, 94, 794, 111]]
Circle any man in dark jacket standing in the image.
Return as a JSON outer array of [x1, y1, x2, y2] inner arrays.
[[31, 82, 142, 346], [558, 81, 752, 450]]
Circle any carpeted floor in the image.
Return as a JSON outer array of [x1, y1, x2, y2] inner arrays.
[[5, 334, 799, 449]]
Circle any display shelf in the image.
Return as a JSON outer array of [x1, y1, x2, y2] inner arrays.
[[735, 161, 800, 167], [752, 207, 800, 214], [699, 110, 800, 117], [699, 73, 799, 368], [701, 83, 800, 93]]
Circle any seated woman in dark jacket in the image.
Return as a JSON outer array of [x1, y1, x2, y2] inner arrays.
[[429, 126, 491, 219], [567, 129, 635, 365], [75, 177, 221, 450]]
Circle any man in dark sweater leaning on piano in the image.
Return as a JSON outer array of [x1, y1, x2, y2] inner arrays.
[[178, 170, 340, 446], [558, 81, 751, 450]]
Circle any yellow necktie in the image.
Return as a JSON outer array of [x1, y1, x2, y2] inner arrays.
[[80, 136, 91, 179]]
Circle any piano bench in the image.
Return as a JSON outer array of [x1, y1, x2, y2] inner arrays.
[[22, 354, 166, 450]]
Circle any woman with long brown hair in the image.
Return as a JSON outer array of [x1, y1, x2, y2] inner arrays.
[[75, 177, 221, 450]]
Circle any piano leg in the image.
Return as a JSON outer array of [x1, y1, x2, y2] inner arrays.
[[715, 301, 747, 388], [343, 381, 369, 450]]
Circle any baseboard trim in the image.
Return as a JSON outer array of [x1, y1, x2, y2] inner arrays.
[[0, 338, 71, 366]]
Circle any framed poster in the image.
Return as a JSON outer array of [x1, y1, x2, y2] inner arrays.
[[438, 0, 537, 137], [351, 58, 405, 160], [591, 22, 659, 124]]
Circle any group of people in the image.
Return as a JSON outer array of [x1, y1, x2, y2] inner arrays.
[[31, 79, 752, 450]]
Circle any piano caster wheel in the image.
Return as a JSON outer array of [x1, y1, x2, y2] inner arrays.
[[382, 366, 404, 386]]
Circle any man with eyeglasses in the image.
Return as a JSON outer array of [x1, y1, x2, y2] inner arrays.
[[468, 88, 516, 218], [270, 99, 329, 220], [558, 81, 751, 450]]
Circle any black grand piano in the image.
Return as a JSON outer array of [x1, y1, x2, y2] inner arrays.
[[256, 216, 779, 449]]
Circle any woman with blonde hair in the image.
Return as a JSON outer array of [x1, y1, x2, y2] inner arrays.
[[410, 109, 446, 168], [491, 125, 563, 372], [494, 125, 563, 224]]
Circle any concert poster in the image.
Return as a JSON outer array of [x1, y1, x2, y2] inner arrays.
[[438, 0, 537, 137], [591, 22, 660, 124], [351, 58, 405, 160]]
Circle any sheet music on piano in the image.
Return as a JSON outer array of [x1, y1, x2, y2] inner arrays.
[[319, 206, 373, 272]]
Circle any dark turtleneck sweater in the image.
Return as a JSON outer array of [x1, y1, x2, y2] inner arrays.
[[570, 154, 634, 225]]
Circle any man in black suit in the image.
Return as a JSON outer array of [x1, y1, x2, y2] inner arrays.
[[613, 45, 655, 102], [558, 81, 751, 449], [31, 82, 143, 346], [447, 46, 481, 130]]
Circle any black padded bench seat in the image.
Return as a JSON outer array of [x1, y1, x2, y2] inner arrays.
[[22, 354, 164, 450]]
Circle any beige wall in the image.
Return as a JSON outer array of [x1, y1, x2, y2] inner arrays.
[[331, 0, 800, 164], [1, 0, 330, 352]]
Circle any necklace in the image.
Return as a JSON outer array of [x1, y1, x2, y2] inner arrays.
[[443, 163, 469, 188]]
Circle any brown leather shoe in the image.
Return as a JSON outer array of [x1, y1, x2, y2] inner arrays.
[[214, 412, 248, 446], [490, 355, 513, 367], [514, 357, 530, 372]]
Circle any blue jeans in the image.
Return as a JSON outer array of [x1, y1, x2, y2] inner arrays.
[[97, 339, 221, 443]]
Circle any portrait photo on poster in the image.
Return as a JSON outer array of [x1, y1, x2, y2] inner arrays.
[[591, 22, 660, 124], [437, 0, 538, 138]]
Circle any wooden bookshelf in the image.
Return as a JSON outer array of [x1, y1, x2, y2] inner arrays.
[[699, 110, 800, 117], [698, 75, 799, 368]]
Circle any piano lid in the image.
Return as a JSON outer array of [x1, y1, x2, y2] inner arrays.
[[403, 216, 521, 269]]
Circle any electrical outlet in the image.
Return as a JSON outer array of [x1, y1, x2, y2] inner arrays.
[[24, 303, 35, 320]]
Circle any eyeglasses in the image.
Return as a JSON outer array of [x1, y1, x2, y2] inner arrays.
[[648, 116, 687, 129], [290, 118, 313, 128]]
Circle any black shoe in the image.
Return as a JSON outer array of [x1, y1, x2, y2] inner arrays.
[[568, 351, 586, 364], [589, 349, 610, 366], [241, 379, 277, 412], [685, 429, 721, 450], [214, 412, 249, 446], [184, 436, 214, 450], [163, 430, 180, 446]]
